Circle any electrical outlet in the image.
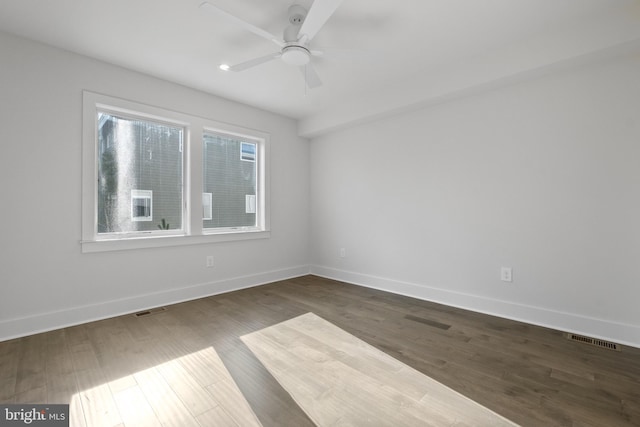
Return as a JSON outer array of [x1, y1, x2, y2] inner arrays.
[[339, 248, 346, 258], [501, 267, 513, 282], [206, 255, 214, 268]]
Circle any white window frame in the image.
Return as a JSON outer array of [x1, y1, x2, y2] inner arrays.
[[81, 91, 270, 253]]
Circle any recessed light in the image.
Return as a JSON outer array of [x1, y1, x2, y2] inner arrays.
[[219, 64, 230, 71]]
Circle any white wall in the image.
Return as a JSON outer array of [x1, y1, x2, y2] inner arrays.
[[309, 52, 640, 347], [0, 32, 309, 340], [2, 30, 639, 349]]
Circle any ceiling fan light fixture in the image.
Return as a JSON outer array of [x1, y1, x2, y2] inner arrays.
[[281, 45, 310, 66], [219, 64, 230, 71]]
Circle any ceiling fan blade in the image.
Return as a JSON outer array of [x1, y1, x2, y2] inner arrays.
[[200, 1, 283, 47], [300, 63, 322, 89], [227, 52, 281, 72], [297, 0, 343, 42]]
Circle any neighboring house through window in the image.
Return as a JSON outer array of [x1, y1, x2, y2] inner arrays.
[[203, 133, 258, 230], [97, 110, 183, 233]]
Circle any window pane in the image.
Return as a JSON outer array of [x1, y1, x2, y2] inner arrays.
[[203, 133, 257, 229], [97, 112, 183, 234]]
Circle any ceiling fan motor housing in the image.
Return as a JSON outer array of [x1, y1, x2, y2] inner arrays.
[[281, 4, 310, 65], [283, 24, 301, 42]]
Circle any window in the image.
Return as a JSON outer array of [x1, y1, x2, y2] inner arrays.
[[82, 91, 270, 252], [131, 190, 153, 222], [97, 110, 184, 235], [203, 133, 258, 230], [241, 141, 256, 162], [202, 193, 212, 221], [246, 195, 256, 214]]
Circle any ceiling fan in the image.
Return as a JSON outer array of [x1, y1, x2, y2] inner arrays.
[[200, 0, 344, 88]]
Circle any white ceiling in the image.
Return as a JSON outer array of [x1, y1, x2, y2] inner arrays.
[[1, 0, 639, 137]]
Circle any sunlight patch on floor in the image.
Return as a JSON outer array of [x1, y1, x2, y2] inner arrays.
[[71, 346, 262, 427], [242, 312, 519, 427]]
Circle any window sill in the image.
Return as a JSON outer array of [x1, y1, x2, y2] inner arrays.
[[81, 230, 270, 253]]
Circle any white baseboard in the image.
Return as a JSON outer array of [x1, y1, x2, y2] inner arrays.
[[310, 265, 640, 349], [0, 265, 309, 342], [4, 264, 639, 349]]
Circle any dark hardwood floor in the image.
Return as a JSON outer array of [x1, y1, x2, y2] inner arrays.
[[1, 275, 639, 426]]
